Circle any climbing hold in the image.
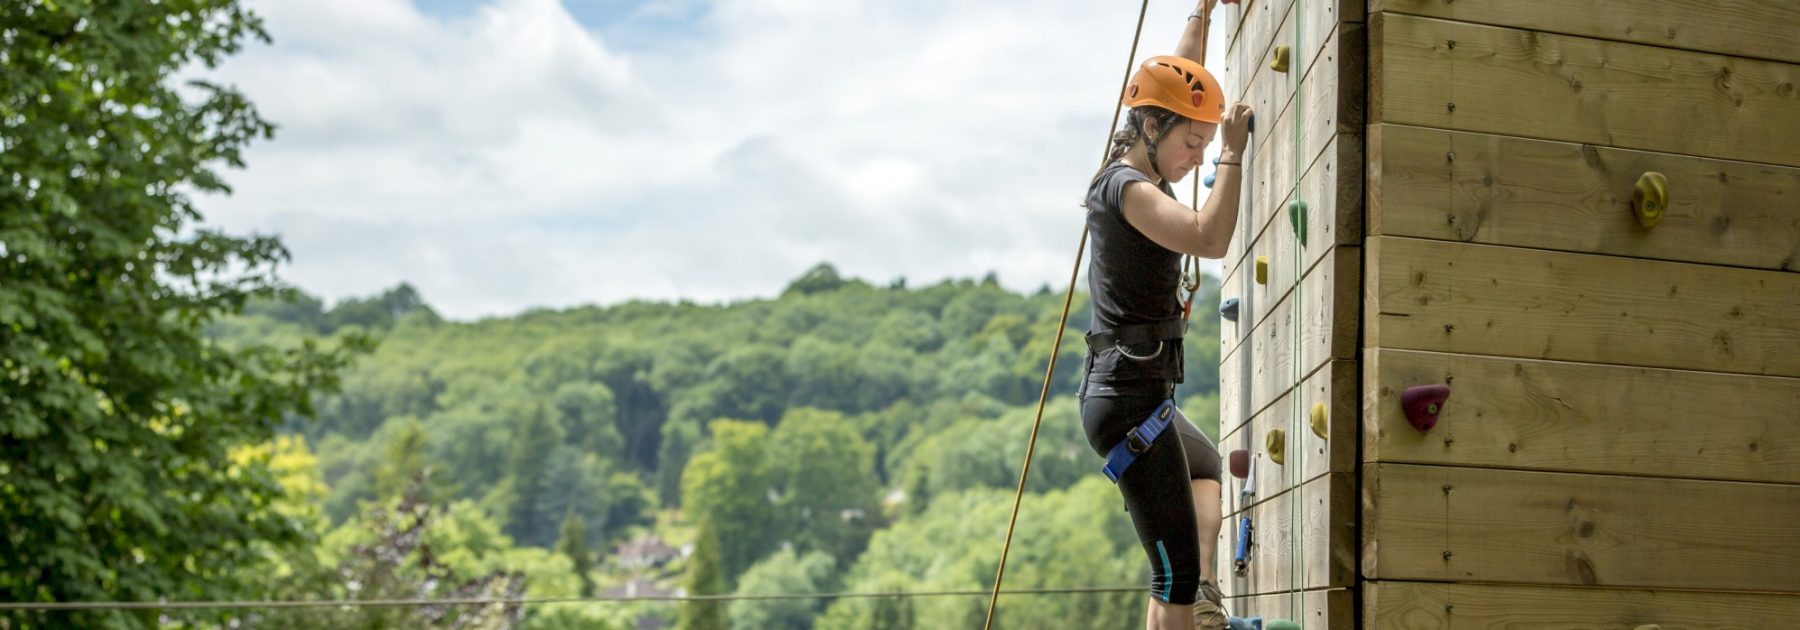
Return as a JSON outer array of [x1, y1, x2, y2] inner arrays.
[[1220, 297, 1240, 322], [1633, 171, 1668, 228], [1265, 620, 1302, 630], [1288, 200, 1309, 246], [1255, 256, 1269, 285], [1204, 171, 1217, 189], [1309, 403, 1328, 439], [1401, 384, 1452, 434], [1213, 156, 1221, 166], [1265, 429, 1286, 465], [1271, 46, 1291, 73], [1228, 617, 1262, 630], [1229, 448, 1250, 479]]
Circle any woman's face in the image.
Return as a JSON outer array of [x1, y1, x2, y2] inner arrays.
[[1152, 118, 1218, 183]]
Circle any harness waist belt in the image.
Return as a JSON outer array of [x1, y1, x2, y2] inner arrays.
[[1101, 399, 1178, 483], [1087, 318, 1187, 351]]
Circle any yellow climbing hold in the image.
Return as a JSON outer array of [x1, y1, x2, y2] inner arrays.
[[1266, 429, 1286, 465], [1309, 403, 1328, 439], [1255, 255, 1269, 285], [1633, 171, 1668, 228], [1271, 45, 1291, 73]]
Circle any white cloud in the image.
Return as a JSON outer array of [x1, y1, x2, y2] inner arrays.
[[198, 0, 1227, 319]]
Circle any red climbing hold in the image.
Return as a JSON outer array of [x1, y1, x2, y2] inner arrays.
[[1401, 385, 1451, 433], [1229, 449, 1250, 479], [1220, 0, 1241, 4]]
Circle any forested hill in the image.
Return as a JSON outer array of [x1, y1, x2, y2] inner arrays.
[[212, 262, 1223, 629]]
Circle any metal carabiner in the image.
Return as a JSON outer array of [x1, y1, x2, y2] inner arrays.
[[1115, 340, 1164, 361]]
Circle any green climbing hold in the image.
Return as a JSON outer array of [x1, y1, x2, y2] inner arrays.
[[1288, 200, 1309, 246], [1265, 620, 1302, 630]]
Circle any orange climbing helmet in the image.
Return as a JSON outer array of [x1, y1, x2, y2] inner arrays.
[[1122, 55, 1225, 124]]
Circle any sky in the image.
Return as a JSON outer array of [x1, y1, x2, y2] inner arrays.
[[196, 0, 1232, 320]]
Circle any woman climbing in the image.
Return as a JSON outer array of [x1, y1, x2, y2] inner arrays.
[[1078, 2, 1251, 629]]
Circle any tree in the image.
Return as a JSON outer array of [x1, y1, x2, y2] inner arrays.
[[680, 420, 777, 581], [678, 520, 727, 630], [0, 1, 366, 626], [728, 549, 837, 630], [767, 409, 881, 561], [556, 511, 596, 597], [498, 405, 564, 546]]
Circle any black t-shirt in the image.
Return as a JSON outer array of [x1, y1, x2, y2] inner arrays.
[[1083, 161, 1185, 385]]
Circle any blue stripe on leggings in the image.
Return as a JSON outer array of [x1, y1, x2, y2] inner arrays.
[[1155, 540, 1172, 602]]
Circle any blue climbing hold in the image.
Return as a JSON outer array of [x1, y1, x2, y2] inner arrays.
[[1204, 172, 1217, 189], [1228, 617, 1263, 630], [1219, 297, 1240, 322]]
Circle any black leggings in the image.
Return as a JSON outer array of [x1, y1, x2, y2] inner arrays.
[[1080, 385, 1222, 605]]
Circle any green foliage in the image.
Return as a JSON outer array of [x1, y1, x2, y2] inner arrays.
[[677, 521, 727, 630], [556, 511, 596, 597], [728, 549, 837, 630], [0, 0, 370, 626], [680, 420, 777, 582], [816, 479, 1144, 629]]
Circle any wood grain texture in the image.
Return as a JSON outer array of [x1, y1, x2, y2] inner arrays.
[[1364, 348, 1800, 484], [1223, 359, 1357, 516], [1221, 136, 1361, 358], [1217, 473, 1356, 597], [1220, 247, 1360, 431], [1365, 236, 1800, 377], [1370, 13, 1800, 167], [1369, 123, 1800, 271], [1369, 0, 1800, 64], [1362, 463, 1800, 591], [1365, 580, 1800, 629]]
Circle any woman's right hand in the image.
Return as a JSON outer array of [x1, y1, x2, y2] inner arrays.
[[1219, 101, 1253, 162]]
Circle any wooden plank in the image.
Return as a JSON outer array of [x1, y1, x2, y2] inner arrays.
[[1222, 588, 1353, 630], [1365, 581, 1800, 630], [1222, 359, 1357, 516], [1220, 247, 1360, 430], [1362, 463, 1800, 591], [1221, 135, 1359, 357], [1364, 348, 1800, 484], [1222, 24, 1366, 286], [1369, 123, 1800, 272], [1218, 473, 1356, 597], [1369, 13, 1800, 167], [1369, 0, 1800, 65], [1364, 236, 1800, 378]]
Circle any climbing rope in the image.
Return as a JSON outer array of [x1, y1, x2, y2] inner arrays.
[[1287, 0, 1308, 618], [980, 1, 1153, 628]]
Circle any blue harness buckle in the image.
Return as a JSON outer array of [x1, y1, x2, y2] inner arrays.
[[1101, 400, 1178, 483]]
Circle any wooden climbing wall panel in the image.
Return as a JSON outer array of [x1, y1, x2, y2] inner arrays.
[[1215, 0, 1363, 626], [1358, 0, 1800, 627], [1215, 0, 1800, 626]]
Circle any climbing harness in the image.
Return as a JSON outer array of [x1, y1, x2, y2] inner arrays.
[[1100, 399, 1180, 483], [1085, 318, 1188, 362]]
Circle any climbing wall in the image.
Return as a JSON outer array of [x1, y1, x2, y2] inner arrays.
[[1214, 0, 1365, 626], [1217, 0, 1800, 627]]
